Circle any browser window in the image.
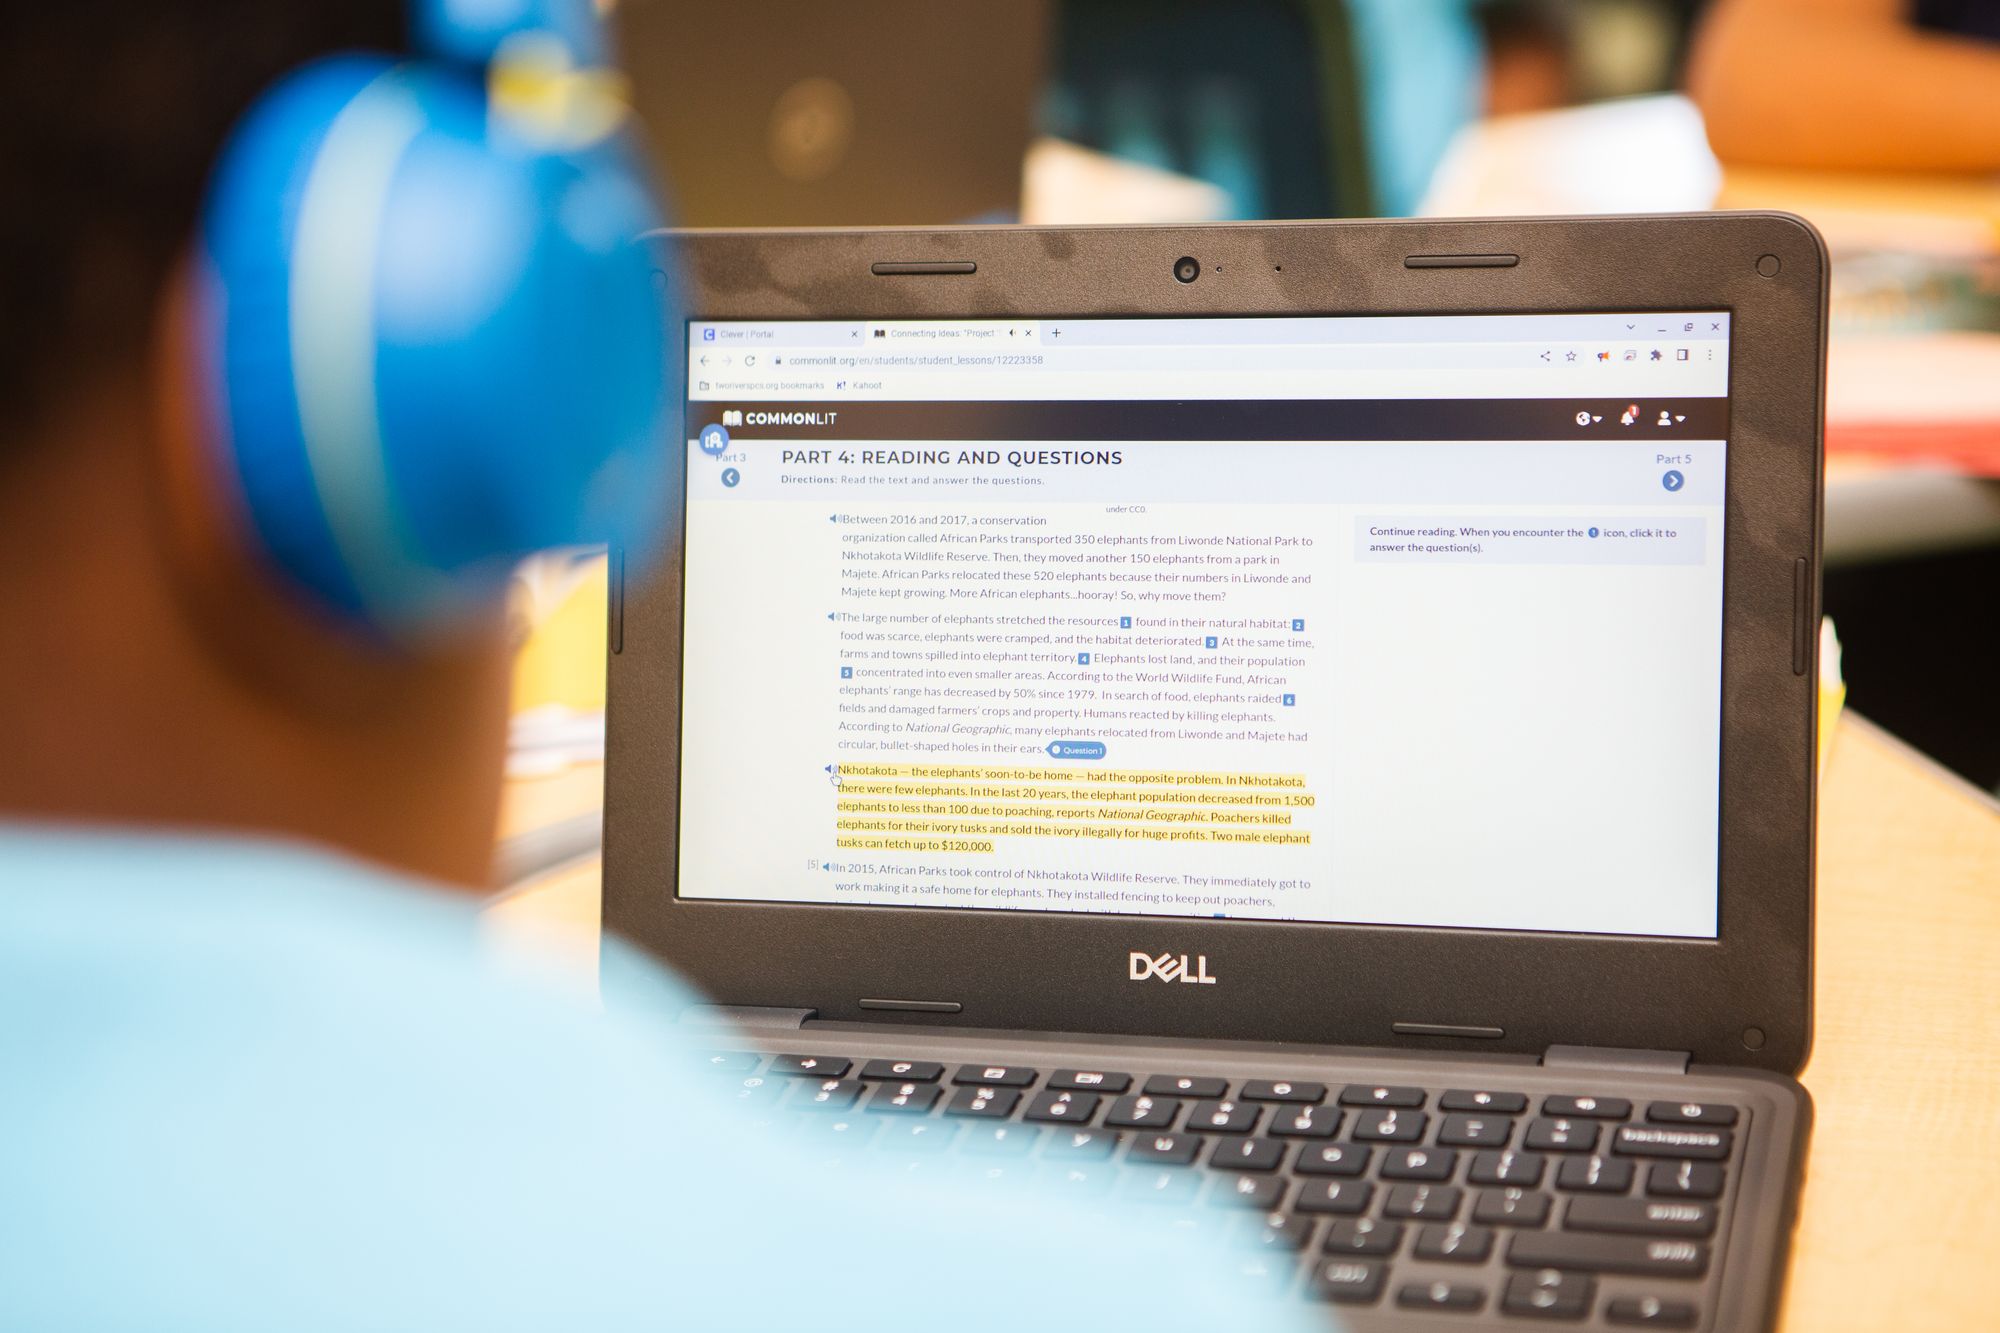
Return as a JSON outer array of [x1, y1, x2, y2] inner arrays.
[[675, 313, 1730, 939]]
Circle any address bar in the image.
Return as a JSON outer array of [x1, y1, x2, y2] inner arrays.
[[760, 340, 1717, 374], [693, 365, 1729, 402]]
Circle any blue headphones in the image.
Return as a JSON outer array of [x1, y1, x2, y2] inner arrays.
[[199, 0, 670, 639]]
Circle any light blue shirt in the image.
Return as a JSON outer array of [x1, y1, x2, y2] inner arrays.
[[0, 827, 1332, 1330]]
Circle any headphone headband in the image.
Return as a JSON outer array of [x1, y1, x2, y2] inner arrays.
[[412, 0, 609, 68]]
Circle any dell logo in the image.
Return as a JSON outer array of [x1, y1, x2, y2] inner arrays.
[[1129, 951, 1217, 985]]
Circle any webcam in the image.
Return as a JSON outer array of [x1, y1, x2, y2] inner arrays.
[[1173, 256, 1200, 284]]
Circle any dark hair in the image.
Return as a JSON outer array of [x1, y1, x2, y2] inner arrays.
[[0, 4, 404, 441]]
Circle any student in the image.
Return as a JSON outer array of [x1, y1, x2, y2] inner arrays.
[[0, 5, 1325, 1327], [1690, 0, 2000, 170]]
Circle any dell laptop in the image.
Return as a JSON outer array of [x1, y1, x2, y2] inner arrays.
[[603, 215, 1824, 1329]]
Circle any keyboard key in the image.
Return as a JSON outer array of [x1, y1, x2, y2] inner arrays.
[[1144, 1074, 1228, 1099], [1230, 1250, 1295, 1291], [1269, 1105, 1342, 1138], [1041, 1126, 1119, 1160], [960, 1124, 1040, 1157], [1440, 1113, 1513, 1147], [1210, 1137, 1285, 1172], [1310, 1259, 1386, 1305], [1213, 1174, 1287, 1210], [770, 1054, 851, 1078], [1566, 1197, 1716, 1237], [1381, 1146, 1457, 1181], [1507, 1232, 1710, 1278], [1322, 1216, 1403, 1257], [1469, 1150, 1546, 1187], [1645, 1160, 1725, 1199], [1044, 1162, 1114, 1195], [1023, 1091, 1100, 1124], [954, 1064, 1037, 1087], [1240, 1210, 1313, 1250], [1117, 1167, 1201, 1206], [1104, 1094, 1179, 1130], [1385, 1183, 1462, 1220], [868, 1081, 941, 1114], [1049, 1068, 1131, 1094], [1525, 1118, 1600, 1153], [1543, 1095, 1631, 1119], [1296, 1179, 1373, 1215], [1502, 1268, 1594, 1320], [1398, 1280, 1485, 1313], [1242, 1079, 1325, 1103], [1441, 1088, 1528, 1113], [1614, 1125, 1732, 1161], [962, 1161, 1034, 1188], [1340, 1084, 1426, 1108], [1606, 1295, 1700, 1327], [1473, 1187, 1552, 1228], [798, 1115, 878, 1151], [1128, 1133, 1203, 1166], [1189, 1100, 1261, 1134], [722, 1074, 785, 1106], [1556, 1154, 1635, 1194], [875, 1120, 956, 1153], [790, 1078, 863, 1110], [858, 1059, 943, 1082], [1646, 1100, 1738, 1127], [1415, 1220, 1493, 1262], [1295, 1142, 1371, 1177], [695, 1051, 761, 1073], [1352, 1108, 1426, 1142], [945, 1086, 1020, 1119]]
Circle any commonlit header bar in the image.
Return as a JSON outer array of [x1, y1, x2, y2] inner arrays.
[[695, 398, 1729, 443]]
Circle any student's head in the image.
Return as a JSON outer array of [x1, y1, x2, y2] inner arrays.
[[0, 2, 518, 885]]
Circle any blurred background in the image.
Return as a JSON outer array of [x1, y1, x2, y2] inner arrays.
[[506, 0, 1999, 856]]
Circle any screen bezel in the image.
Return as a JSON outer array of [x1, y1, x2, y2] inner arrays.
[[604, 214, 1823, 1074]]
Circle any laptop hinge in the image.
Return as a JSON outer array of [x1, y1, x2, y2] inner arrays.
[[679, 1004, 818, 1034], [1541, 1044, 1690, 1076]]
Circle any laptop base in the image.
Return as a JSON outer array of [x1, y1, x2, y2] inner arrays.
[[687, 1011, 1809, 1331]]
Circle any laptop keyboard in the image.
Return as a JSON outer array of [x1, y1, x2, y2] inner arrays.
[[706, 1050, 1747, 1327]]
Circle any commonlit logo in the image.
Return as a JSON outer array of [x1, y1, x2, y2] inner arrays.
[[1129, 951, 1216, 984], [721, 409, 742, 426]]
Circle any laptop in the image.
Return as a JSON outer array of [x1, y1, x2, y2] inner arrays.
[[603, 215, 1825, 1329]]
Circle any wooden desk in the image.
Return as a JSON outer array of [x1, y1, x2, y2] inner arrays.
[[1782, 715, 2000, 1332], [483, 714, 2000, 1330]]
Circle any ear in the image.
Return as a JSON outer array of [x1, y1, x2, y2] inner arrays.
[[148, 253, 519, 720]]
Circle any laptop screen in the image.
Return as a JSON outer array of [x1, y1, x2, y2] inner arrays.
[[676, 312, 1730, 939]]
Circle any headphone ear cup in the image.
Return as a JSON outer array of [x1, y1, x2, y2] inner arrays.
[[201, 55, 670, 637], [367, 85, 671, 598], [202, 55, 409, 624]]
